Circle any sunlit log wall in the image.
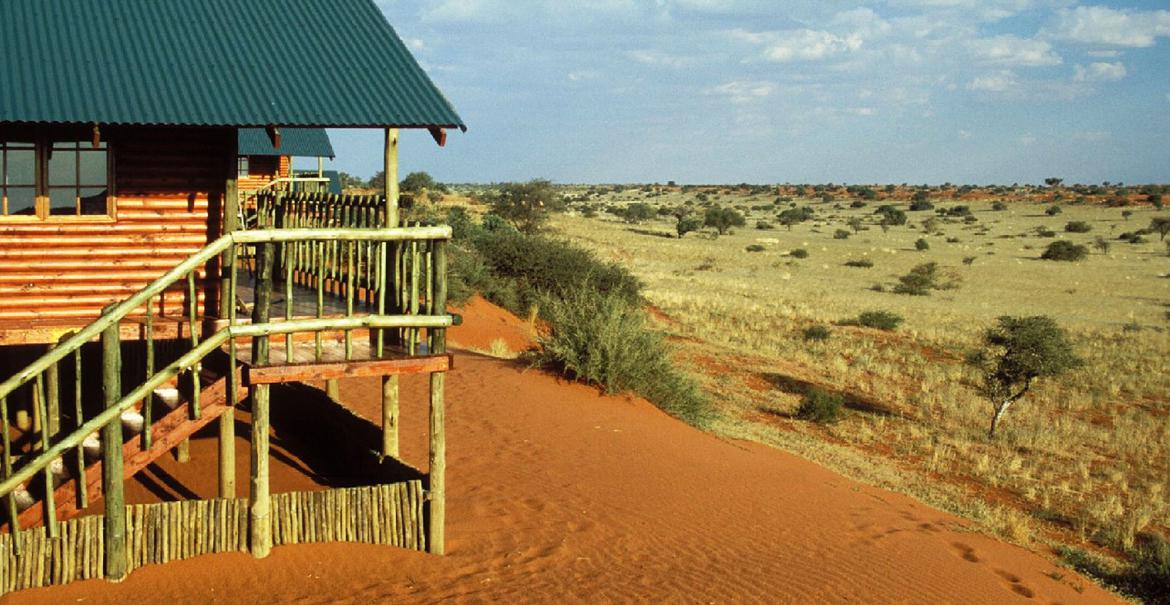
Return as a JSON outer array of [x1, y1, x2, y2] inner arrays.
[[0, 127, 229, 341]]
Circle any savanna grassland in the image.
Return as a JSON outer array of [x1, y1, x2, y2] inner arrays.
[[547, 185, 1170, 579]]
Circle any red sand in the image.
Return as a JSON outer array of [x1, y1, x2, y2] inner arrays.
[[7, 300, 1121, 604], [447, 294, 537, 353]]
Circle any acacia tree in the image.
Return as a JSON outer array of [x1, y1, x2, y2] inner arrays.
[[488, 179, 562, 233], [1150, 217, 1170, 241], [703, 207, 745, 235], [675, 214, 703, 239], [968, 316, 1081, 438]]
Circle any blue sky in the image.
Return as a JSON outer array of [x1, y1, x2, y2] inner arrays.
[[311, 1, 1170, 185]]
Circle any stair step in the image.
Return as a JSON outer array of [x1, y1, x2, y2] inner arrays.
[[153, 387, 182, 409], [13, 488, 35, 512], [48, 458, 68, 485], [82, 434, 102, 458], [121, 411, 145, 433]]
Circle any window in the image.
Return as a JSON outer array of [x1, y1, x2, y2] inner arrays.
[[0, 139, 110, 219], [0, 142, 36, 217], [238, 156, 250, 178]]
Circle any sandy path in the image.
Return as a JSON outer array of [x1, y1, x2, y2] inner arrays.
[[8, 350, 1119, 604]]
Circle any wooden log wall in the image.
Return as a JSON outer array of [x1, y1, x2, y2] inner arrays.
[[237, 156, 289, 192], [0, 127, 230, 340], [0, 481, 425, 594]]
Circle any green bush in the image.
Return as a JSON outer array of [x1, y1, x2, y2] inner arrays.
[[756, 220, 774, 230], [833, 229, 851, 240], [875, 205, 908, 225], [893, 262, 959, 295], [915, 238, 930, 251], [856, 310, 904, 331], [1041, 240, 1089, 262], [797, 389, 844, 424], [790, 248, 809, 259], [1046, 205, 1062, 216], [473, 229, 641, 312], [803, 325, 831, 341], [532, 289, 710, 427], [1065, 221, 1092, 233], [844, 259, 874, 268], [909, 200, 934, 211], [1035, 227, 1056, 238], [992, 201, 1008, 211], [745, 244, 766, 253]]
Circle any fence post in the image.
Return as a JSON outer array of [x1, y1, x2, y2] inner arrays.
[[101, 307, 128, 580], [428, 240, 448, 554], [249, 235, 274, 558]]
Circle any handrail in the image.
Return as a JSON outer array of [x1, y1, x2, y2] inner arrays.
[[0, 314, 454, 497], [0, 226, 451, 402]]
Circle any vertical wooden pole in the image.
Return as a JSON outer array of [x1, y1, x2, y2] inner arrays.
[[220, 341, 237, 500], [249, 234, 274, 558], [219, 136, 240, 317], [385, 128, 399, 229], [101, 312, 127, 580], [220, 137, 240, 500], [428, 241, 448, 555], [382, 128, 400, 457], [382, 375, 399, 458]]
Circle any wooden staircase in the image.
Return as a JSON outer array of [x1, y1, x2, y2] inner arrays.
[[6, 369, 244, 531]]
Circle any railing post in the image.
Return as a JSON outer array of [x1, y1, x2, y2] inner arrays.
[[428, 240, 448, 555], [219, 151, 240, 500], [101, 308, 127, 581], [249, 236, 274, 558]]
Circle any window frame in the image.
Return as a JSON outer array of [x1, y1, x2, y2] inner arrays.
[[0, 138, 116, 222]]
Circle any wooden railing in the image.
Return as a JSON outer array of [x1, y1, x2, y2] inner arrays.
[[0, 226, 451, 578]]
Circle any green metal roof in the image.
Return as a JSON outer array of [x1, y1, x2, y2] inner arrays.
[[0, 0, 465, 130], [239, 128, 335, 158]]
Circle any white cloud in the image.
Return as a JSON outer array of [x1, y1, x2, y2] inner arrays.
[[1047, 6, 1170, 48], [1086, 49, 1121, 58], [708, 80, 777, 104], [958, 129, 972, 139], [626, 49, 694, 69], [969, 35, 1061, 67], [1073, 61, 1126, 83], [736, 29, 865, 62], [404, 37, 426, 52], [1019, 133, 1037, 145], [968, 71, 1019, 93]]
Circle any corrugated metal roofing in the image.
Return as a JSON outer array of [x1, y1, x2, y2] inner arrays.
[[0, 0, 465, 130], [239, 128, 335, 158]]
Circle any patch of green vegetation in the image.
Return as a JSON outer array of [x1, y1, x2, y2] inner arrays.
[[448, 206, 710, 428], [533, 288, 711, 427], [797, 389, 844, 424], [802, 325, 832, 341], [1041, 240, 1089, 262]]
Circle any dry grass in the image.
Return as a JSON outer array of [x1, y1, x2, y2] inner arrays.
[[552, 192, 1170, 559]]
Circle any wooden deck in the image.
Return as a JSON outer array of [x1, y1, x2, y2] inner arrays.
[[232, 339, 450, 386]]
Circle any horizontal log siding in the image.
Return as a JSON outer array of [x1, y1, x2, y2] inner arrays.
[[238, 155, 287, 192], [0, 128, 228, 328]]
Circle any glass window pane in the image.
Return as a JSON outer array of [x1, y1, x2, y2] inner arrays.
[[49, 148, 77, 186], [6, 148, 35, 186], [79, 150, 107, 185], [79, 187, 108, 215], [6, 187, 35, 215], [49, 188, 76, 215]]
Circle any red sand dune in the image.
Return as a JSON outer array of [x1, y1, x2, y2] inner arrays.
[[9, 302, 1121, 604]]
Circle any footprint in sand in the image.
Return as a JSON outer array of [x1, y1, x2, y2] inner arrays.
[[995, 569, 1037, 599], [951, 542, 981, 563]]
